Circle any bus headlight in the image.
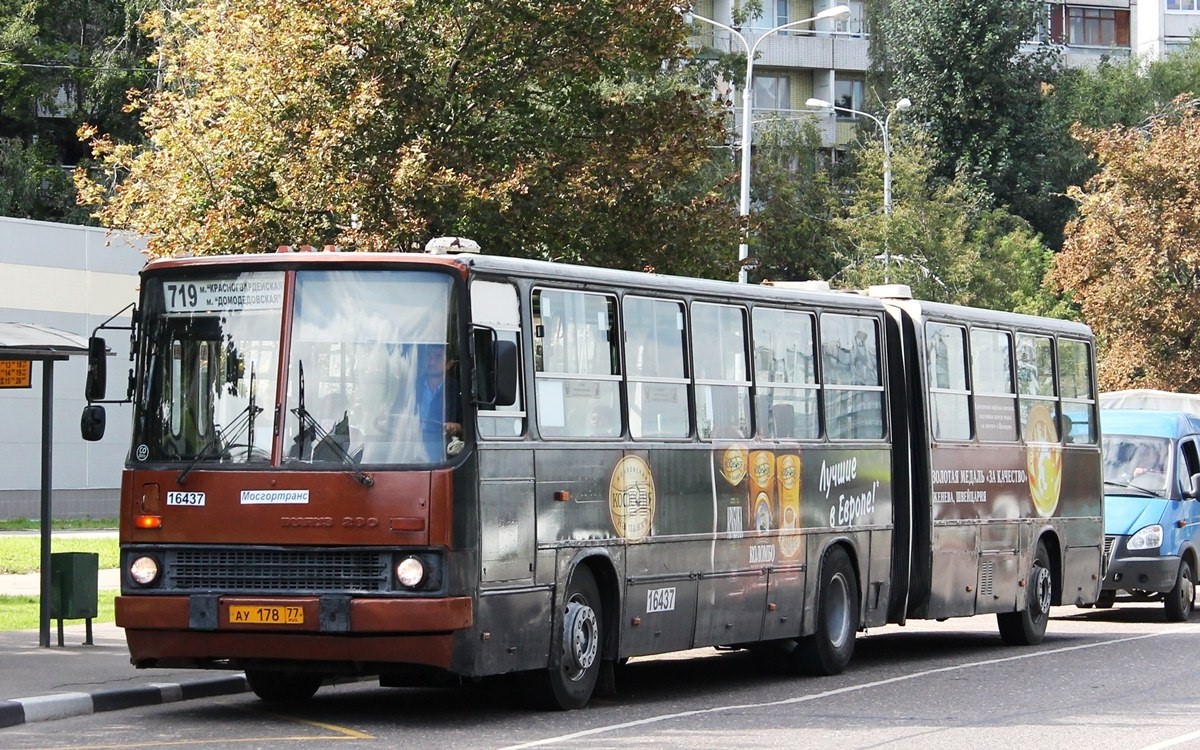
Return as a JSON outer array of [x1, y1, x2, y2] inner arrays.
[[395, 556, 426, 589], [129, 555, 161, 586], [1127, 524, 1163, 551]]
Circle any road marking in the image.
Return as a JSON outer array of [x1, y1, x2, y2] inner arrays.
[[1137, 728, 1200, 750], [498, 627, 1193, 750], [15, 706, 373, 750]]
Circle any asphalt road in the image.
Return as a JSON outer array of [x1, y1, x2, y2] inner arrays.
[[3, 602, 1198, 750]]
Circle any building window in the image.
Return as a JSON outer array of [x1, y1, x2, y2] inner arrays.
[[1168, 0, 1200, 11], [754, 74, 791, 111], [775, 0, 789, 26], [1068, 7, 1117, 45], [835, 0, 868, 36], [834, 77, 864, 113]]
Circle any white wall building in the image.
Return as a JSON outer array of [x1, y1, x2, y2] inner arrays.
[[0, 217, 144, 519]]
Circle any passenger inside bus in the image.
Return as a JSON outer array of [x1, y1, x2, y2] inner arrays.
[[417, 345, 462, 459]]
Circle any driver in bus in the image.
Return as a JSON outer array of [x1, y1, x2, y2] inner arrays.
[[418, 345, 462, 459]]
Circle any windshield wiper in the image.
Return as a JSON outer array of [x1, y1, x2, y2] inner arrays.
[[176, 402, 263, 485], [291, 360, 373, 487], [1103, 479, 1158, 497]]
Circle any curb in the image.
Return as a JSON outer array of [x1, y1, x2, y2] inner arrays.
[[0, 674, 249, 728]]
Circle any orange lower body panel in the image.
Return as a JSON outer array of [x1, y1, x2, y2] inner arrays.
[[117, 594, 472, 670]]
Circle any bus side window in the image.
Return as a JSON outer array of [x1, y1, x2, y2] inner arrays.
[[624, 296, 689, 439], [1016, 333, 1058, 442], [471, 280, 526, 438], [752, 307, 818, 440], [820, 313, 885, 440], [970, 328, 1017, 442], [1057, 338, 1096, 445], [533, 288, 620, 439], [926, 322, 970, 441], [692, 302, 750, 440]]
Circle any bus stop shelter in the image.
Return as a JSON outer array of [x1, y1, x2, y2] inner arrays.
[[0, 322, 90, 647]]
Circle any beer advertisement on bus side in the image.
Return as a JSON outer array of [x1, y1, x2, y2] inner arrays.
[[601, 446, 893, 549]]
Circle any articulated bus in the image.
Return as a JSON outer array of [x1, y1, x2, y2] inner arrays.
[[81, 240, 1103, 709]]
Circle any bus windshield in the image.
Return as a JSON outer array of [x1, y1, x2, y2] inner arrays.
[[284, 269, 458, 466], [133, 268, 460, 467]]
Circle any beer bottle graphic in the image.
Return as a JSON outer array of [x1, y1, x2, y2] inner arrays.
[[749, 449, 776, 534], [776, 453, 802, 558]]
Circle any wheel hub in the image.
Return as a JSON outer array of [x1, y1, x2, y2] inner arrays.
[[563, 600, 598, 680], [1032, 563, 1052, 614]]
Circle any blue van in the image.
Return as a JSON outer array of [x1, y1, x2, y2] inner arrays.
[[1098, 409, 1200, 620]]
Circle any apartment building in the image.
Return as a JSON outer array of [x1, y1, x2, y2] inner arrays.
[[690, 1, 1200, 149]]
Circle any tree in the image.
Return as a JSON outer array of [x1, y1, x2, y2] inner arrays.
[[745, 117, 841, 283], [1049, 97, 1200, 391], [0, 0, 156, 221], [76, 0, 739, 274], [0, 137, 89, 221], [877, 0, 1074, 249], [831, 132, 1057, 313]]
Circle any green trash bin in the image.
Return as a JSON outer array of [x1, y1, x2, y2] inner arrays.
[[49, 551, 99, 646]]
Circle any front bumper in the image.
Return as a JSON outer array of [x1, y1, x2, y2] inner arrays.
[[1102, 554, 1180, 593]]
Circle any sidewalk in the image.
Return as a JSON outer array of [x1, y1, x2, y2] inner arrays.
[[0, 568, 250, 728]]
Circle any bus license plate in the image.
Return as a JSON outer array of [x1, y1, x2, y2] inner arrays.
[[228, 605, 304, 625]]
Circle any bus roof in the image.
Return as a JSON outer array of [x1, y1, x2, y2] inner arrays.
[[140, 251, 891, 311], [1100, 409, 1200, 439], [879, 296, 1092, 339]]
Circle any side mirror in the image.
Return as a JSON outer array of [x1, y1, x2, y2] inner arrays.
[[84, 336, 108, 402], [472, 327, 519, 408], [493, 340, 518, 407], [1185, 473, 1200, 500], [80, 404, 106, 441]]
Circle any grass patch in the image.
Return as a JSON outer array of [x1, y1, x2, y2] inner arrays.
[[0, 535, 119, 575], [0, 518, 117, 532], [0, 591, 117, 631]]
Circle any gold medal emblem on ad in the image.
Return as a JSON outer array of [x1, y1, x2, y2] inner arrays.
[[609, 455, 656, 542], [1025, 404, 1063, 518]]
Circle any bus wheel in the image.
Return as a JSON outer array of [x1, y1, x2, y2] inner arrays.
[[997, 540, 1052, 646], [1164, 559, 1195, 622], [245, 669, 323, 702], [1094, 590, 1116, 609], [792, 546, 858, 676], [534, 566, 603, 710]]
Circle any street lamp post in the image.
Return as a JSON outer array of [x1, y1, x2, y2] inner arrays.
[[806, 96, 911, 283], [689, 5, 850, 283]]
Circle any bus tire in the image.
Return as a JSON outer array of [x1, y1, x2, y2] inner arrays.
[[792, 546, 858, 676], [533, 566, 603, 710], [245, 669, 323, 702], [997, 540, 1052, 646], [1164, 559, 1195, 622]]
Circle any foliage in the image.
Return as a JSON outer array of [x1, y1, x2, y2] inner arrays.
[[830, 131, 1057, 312], [878, 0, 1074, 249], [0, 137, 89, 220], [0, 0, 156, 221], [745, 117, 841, 283], [1050, 98, 1200, 391], [76, 0, 739, 276]]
